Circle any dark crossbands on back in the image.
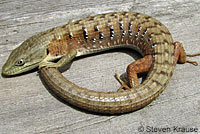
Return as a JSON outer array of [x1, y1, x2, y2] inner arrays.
[[2, 12, 200, 114]]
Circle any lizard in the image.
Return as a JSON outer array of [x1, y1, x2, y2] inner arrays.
[[2, 12, 200, 114]]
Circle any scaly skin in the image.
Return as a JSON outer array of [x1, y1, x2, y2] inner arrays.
[[2, 12, 199, 114]]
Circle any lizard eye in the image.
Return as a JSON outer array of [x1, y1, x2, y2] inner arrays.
[[16, 59, 25, 66]]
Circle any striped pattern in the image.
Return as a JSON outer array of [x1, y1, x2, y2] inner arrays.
[[1, 12, 176, 114], [38, 12, 176, 114]]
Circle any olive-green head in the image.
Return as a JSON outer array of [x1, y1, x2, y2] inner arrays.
[[2, 39, 46, 76]]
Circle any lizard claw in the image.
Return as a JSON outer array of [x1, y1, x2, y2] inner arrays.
[[114, 73, 131, 92]]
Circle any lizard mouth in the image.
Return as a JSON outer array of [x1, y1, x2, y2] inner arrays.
[[1, 62, 40, 76]]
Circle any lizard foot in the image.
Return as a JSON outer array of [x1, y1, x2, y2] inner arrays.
[[114, 73, 131, 92], [39, 62, 59, 69]]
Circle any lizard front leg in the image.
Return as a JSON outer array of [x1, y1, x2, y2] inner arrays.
[[39, 49, 77, 69]]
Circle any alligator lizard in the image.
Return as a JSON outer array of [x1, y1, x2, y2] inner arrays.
[[2, 12, 200, 114]]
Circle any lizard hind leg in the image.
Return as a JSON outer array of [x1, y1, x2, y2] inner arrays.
[[115, 55, 153, 92], [174, 41, 200, 66]]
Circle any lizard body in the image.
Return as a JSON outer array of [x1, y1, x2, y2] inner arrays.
[[2, 12, 199, 114]]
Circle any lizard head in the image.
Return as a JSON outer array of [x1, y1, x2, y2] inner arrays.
[[2, 39, 46, 76]]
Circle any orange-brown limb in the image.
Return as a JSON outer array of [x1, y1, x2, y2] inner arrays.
[[174, 41, 200, 66], [115, 55, 153, 91], [116, 41, 200, 92]]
